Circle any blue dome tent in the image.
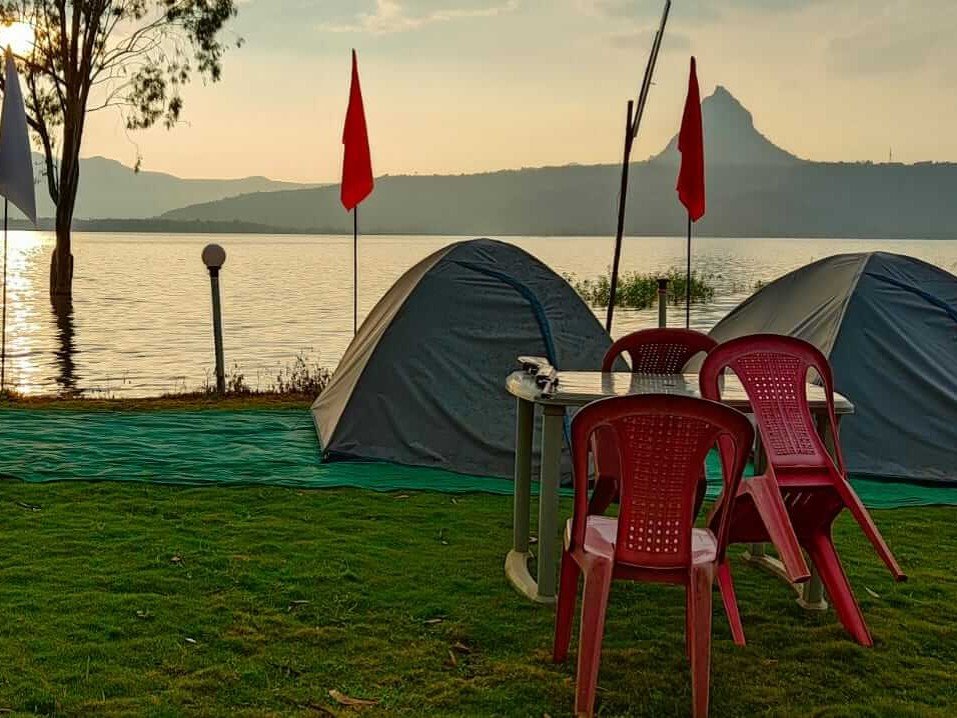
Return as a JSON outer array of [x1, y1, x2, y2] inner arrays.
[[709, 252, 957, 484], [312, 239, 613, 478]]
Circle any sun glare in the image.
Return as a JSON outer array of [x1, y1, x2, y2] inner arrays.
[[0, 21, 35, 56]]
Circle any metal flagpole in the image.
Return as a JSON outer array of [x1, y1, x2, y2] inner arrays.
[[353, 206, 358, 335], [2, 198, 7, 392], [685, 214, 691, 328]]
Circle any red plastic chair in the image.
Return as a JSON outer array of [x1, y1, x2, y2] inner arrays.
[[554, 394, 754, 718], [700, 334, 907, 647], [601, 328, 718, 374], [590, 329, 718, 516]]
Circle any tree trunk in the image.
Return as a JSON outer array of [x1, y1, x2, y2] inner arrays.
[[49, 127, 81, 299], [50, 212, 74, 298]]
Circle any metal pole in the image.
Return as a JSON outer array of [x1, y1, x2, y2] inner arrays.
[[605, 100, 634, 333], [353, 207, 358, 335], [686, 215, 692, 329], [631, 1, 672, 142], [202, 243, 228, 395], [604, 0, 672, 333], [209, 268, 226, 394], [657, 277, 668, 328], [1, 198, 6, 393]]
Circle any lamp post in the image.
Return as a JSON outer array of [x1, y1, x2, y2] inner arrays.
[[202, 244, 227, 394]]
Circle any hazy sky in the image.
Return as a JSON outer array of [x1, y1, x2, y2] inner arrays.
[[81, 0, 957, 182]]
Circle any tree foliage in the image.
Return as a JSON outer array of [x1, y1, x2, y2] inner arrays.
[[0, 0, 240, 295]]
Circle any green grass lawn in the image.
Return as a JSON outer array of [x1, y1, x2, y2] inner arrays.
[[0, 481, 953, 717]]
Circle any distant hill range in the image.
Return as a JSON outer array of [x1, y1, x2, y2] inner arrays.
[[159, 87, 957, 239], [24, 155, 315, 220], [20, 87, 955, 239]]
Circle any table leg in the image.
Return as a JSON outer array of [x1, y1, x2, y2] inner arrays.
[[513, 398, 533, 554], [793, 412, 842, 613], [798, 569, 828, 611], [535, 404, 565, 603], [505, 398, 542, 601], [746, 433, 768, 561], [743, 422, 826, 608]]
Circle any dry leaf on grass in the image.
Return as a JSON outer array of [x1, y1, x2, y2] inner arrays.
[[865, 587, 881, 599], [451, 642, 472, 654], [328, 689, 379, 708]]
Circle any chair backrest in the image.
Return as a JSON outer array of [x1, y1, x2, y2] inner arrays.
[[571, 394, 753, 570], [602, 328, 718, 374], [699, 334, 846, 475]]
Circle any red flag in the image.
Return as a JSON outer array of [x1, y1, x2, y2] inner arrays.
[[341, 50, 374, 211], [676, 57, 705, 222]]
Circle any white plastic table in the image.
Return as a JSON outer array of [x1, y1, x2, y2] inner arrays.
[[504, 360, 854, 606]]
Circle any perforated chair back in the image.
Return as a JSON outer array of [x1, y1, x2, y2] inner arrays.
[[602, 328, 718, 374], [571, 394, 753, 571], [699, 334, 846, 474]]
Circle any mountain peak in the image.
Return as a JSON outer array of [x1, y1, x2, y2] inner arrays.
[[652, 86, 800, 167]]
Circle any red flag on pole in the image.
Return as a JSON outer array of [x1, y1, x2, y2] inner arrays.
[[341, 50, 374, 211], [676, 57, 705, 222]]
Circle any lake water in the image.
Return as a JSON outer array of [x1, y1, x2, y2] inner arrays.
[[3, 232, 956, 397]]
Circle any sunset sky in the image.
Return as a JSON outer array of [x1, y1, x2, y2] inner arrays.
[[80, 0, 957, 182]]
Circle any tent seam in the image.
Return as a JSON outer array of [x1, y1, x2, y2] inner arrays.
[[827, 252, 871, 357]]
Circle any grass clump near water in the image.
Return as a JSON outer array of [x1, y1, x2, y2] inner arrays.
[[0, 352, 332, 409], [567, 268, 716, 309], [204, 352, 333, 398], [0, 480, 952, 716]]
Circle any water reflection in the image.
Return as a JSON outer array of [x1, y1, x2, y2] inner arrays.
[[1, 232, 956, 397], [51, 296, 79, 396]]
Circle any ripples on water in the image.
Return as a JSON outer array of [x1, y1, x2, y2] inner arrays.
[[2, 232, 956, 397]]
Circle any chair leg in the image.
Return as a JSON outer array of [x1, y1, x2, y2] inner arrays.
[[833, 480, 907, 581], [805, 530, 873, 647], [588, 475, 618, 515], [554, 550, 580, 663], [716, 560, 746, 646], [748, 477, 811, 582], [574, 560, 613, 718], [688, 566, 714, 718]]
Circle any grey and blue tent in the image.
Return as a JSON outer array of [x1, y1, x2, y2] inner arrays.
[[311, 238, 613, 478], [709, 252, 957, 484]]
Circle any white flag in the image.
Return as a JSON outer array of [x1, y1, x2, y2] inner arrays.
[[0, 47, 36, 225]]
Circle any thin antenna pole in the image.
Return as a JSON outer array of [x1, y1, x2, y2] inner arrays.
[[604, 0, 672, 333], [605, 101, 634, 332], [632, 0, 672, 141], [353, 207, 358, 336], [2, 198, 7, 393]]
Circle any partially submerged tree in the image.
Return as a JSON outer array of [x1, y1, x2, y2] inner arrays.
[[0, 1, 240, 298]]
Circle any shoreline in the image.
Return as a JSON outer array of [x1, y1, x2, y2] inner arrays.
[[0, 394, 314, 411], [7, 221, 957, 242]]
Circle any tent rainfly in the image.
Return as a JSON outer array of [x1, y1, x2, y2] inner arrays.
[[312, 238, 615, 478], [708, 252, 957, 484]]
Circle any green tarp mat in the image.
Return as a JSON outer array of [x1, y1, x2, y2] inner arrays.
[[0, 408, 954, 510]]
